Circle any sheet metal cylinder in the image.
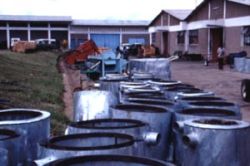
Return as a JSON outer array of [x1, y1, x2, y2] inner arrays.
[[0, 129, 21, 166], [38, 132, 140, 163], [234, 57, 246, 72], [124, 98, 176, 112], [244, 57, 250, 73], [36, 154, 175, 166], [99, 75, 128, 103], [164, 86, 203, 101], [66, 118, 160, 149], [0, 108, 50, 163], [178, 101, 241, 116], [73, 90, 116, 121], [182, 118, 250, 166], [129, 58, 171, 80], [0, 148, 8, 166], [173, 108, 241, 165], [111, 104, 172, 161]]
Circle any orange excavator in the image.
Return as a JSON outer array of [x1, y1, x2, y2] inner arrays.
[[64, 39, 100, 65]]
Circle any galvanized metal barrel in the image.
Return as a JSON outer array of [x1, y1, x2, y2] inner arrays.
[[124, 98, 176, 111], [36, 154, 175, 166], [181, 118, 250, 166], [164, 86, 203, 100], [38, 132, 141, 163], [0, 148, 8, 166], [65, 118, 161, 149], [0, 108, 50, 163], [177, 96, 224, 103], [179, 101, 241, 116], [111, 104, 172, 161], [66, 118, 147, 136], [173, 108, 241, 165], [100, 75, 129, 103], [131, 72, 153, 80], [0, 129, 21, 165], [73, 90, 116, 121]]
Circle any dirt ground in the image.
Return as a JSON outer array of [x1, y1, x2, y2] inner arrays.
[[171, 61, 250, 121], [60, 59, 250, 122]]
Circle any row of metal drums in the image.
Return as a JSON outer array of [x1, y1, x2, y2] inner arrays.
[[0, 72, 249, 165], [83, 73, 249, 166]]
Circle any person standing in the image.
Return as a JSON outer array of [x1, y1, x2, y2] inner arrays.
[[217, 46, 225, 70]]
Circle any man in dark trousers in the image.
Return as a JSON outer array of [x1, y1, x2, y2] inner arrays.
[[217, 46, 225, 70]]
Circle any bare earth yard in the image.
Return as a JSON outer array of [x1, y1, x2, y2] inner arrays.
[[171, 61, 250, 121]]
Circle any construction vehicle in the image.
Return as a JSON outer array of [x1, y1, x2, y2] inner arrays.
[[63, 40, 100, 65]]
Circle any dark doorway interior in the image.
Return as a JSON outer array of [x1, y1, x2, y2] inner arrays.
[[163, 32, 168, 56], [210, 28, 223, 61]]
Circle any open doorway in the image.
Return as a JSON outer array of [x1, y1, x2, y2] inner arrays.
[[210, 28, 223, 61], [163, 32, 168, 56]]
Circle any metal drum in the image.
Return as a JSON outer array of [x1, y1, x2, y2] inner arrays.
[[124, 98, 176, 112], [234, 57, 246, 72], [66, 118, 160, 146], [35, 154, 175, 166], [0, 109, 50, 164], [38, 132, 142, 164], [73, 90, 116, 121], [177, 96, 224, 103], [0, 148, 8, 166], [0, 129, 21, 166], [179, 101, 241, 116], [100, 74, 129, 103], [129, 58, 171, 80], [164, 86, 203, 101], [111, 104, 172, 161], [131, 72, 154, 80], [182, 118, 250, 166], [173, 108, 241, 165]]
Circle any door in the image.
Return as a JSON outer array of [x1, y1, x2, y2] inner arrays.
[[163, 32, 168, 56], [90, 34, 120, 51], [210, 28, 223, 61]]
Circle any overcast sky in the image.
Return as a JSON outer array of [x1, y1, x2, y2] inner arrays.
[[0, 0, 203, 20]]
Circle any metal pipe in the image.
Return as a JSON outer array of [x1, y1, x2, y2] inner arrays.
[[142, 132, 161, 145], [182, 132, 199, 148]]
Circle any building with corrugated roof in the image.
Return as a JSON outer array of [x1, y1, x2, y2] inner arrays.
[[0, 15, 150, 50]]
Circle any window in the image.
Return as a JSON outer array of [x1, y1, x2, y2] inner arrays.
[[243, 26, 250, 46], [189, 30, 198, 44], [177, 31, 185, 44]]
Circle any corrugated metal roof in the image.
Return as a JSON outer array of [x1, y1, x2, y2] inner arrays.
[[163, 9, 193, 20], [72, 19, 150, 26], [0, 15, 72, 22], [228, 0, 250, 6]]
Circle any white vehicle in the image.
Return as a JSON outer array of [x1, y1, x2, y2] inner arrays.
[[11, 38, 20, 47]]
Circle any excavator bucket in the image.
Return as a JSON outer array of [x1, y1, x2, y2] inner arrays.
[[64, 40, 100, 65]]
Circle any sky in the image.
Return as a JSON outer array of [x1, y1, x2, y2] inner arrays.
[[0, 0, 203, 20]]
